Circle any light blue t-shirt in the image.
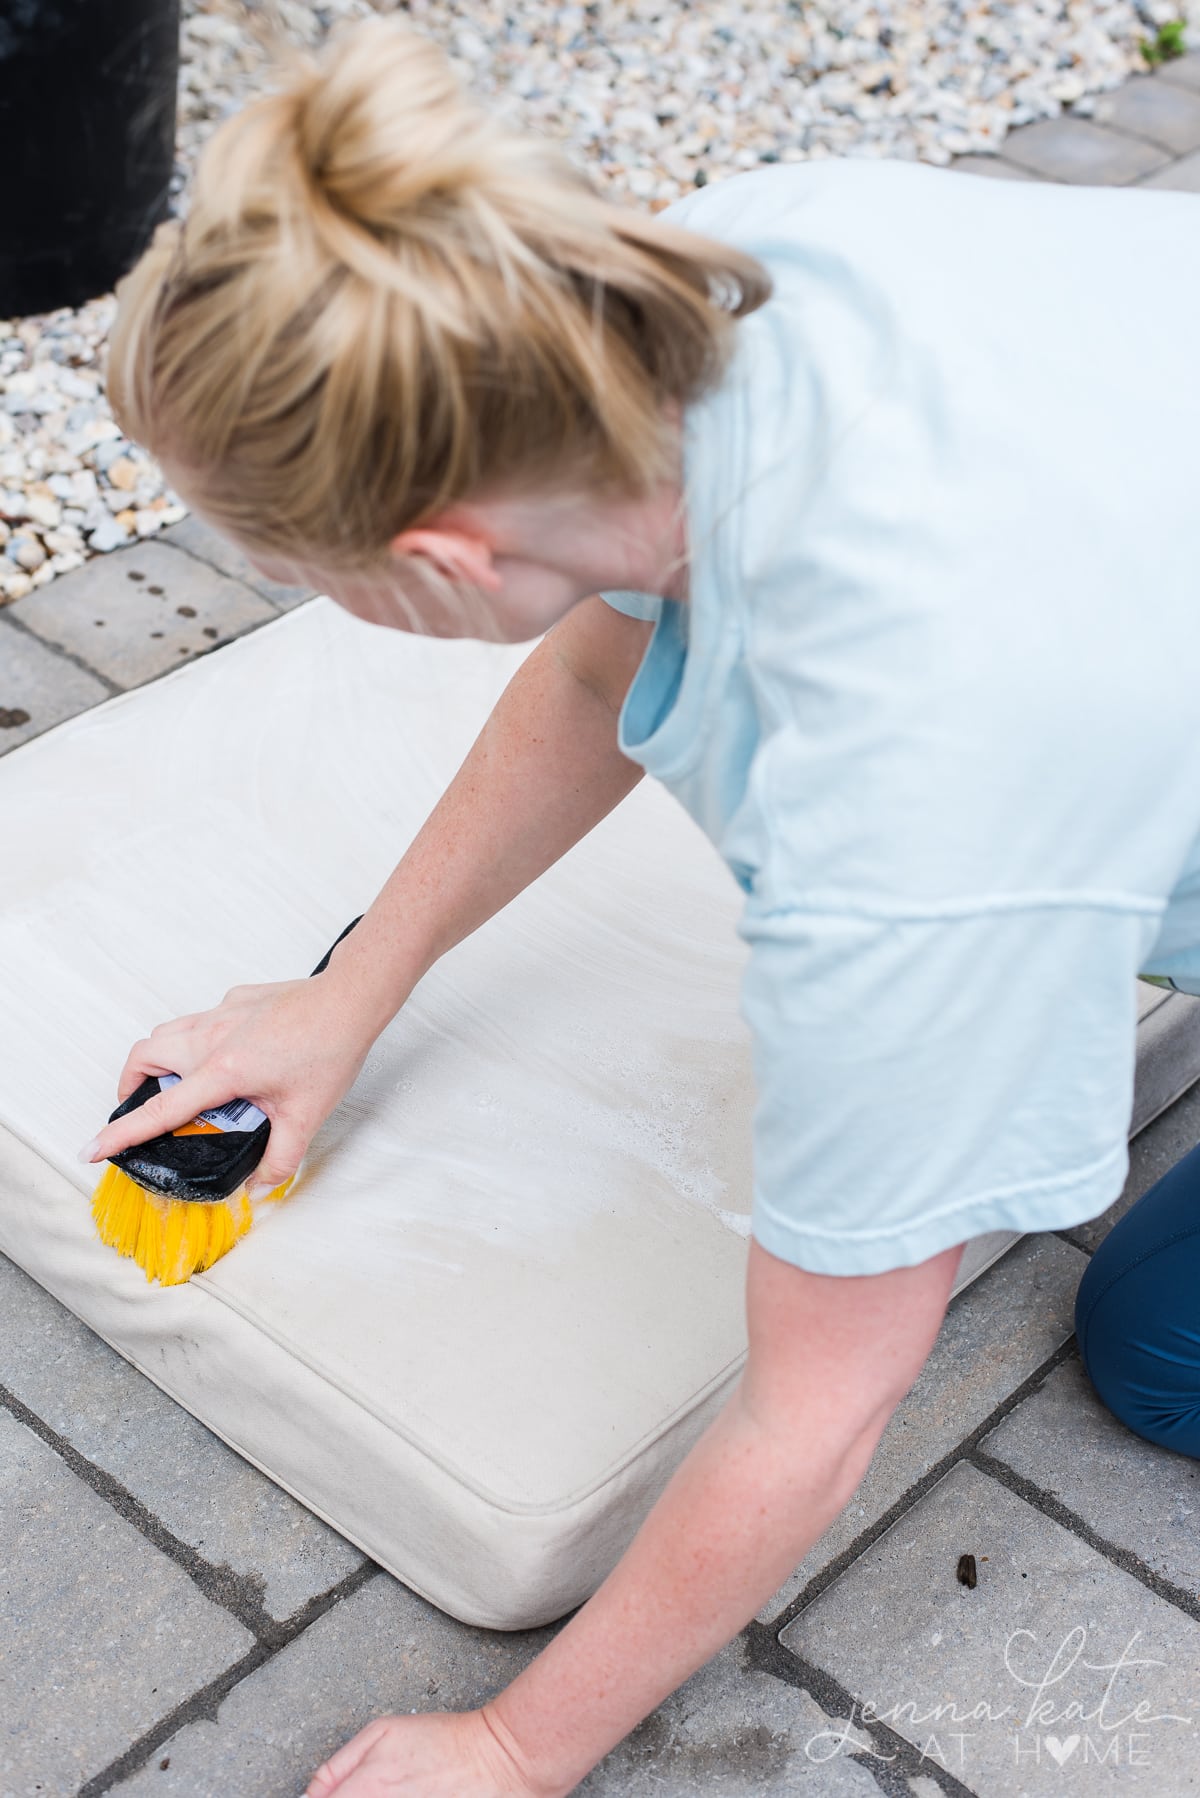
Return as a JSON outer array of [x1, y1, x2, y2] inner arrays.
[[602, 158, 1200, 1277]]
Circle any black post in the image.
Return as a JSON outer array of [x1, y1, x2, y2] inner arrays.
[[1, 0, 181, 317]]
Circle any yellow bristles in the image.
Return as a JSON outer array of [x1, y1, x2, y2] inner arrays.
[[90, 1163, 294, 1286]]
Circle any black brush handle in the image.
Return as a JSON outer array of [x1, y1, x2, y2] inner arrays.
[[105, 916, 364, 1202], [309, 915, 364, 977]]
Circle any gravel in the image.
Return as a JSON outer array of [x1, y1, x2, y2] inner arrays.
[[2, 0, 1193, 603]]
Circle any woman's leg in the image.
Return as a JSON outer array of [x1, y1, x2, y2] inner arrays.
[[1074, 1137, 1200, 1457]]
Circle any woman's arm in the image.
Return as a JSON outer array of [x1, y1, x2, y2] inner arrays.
[[488, 1237, 965, 1793], [323, 595, 654, 1037], [308, 1237, 966, 1797], [85, 596, 653, 1170]]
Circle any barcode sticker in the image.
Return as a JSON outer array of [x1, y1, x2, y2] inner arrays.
[[158, 1073, 268, 1134]]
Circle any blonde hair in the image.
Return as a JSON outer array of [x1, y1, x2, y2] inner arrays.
[[107, 15, 771, 591]]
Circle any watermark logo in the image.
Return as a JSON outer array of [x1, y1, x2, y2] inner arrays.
[[802, 1626, 1194, 1774]]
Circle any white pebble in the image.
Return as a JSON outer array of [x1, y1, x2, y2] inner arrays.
[[87, 515, 133, 553], [42, 525, 84, 555], [24, 491, 61, 529], [107, 454, 139, 492], [91, 436, 132, 474], [54, 368, 99, 402], [8, 534, 47, 572], [0, 568, 34, 602]]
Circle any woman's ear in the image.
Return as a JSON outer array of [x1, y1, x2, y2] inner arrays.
[[391, 526, 502, 593]]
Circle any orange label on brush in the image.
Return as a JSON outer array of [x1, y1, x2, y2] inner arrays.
[[173, 1119, 223, 1138]]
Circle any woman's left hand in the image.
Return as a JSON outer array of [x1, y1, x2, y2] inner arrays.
[[305, 1709, 547, 1798]]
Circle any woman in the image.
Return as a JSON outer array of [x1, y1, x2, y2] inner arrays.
[[86, 17, 1200, 1793]]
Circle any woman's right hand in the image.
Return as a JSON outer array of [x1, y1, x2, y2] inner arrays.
[[78, 967, 389, 1196]]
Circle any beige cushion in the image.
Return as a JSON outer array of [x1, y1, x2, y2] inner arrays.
[[0, 600, 1194, 1626]]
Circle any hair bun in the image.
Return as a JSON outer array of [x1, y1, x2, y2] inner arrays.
[[292, 18, 494, 235]]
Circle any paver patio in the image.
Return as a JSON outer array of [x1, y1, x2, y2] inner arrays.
[[3, 53, 1200, 1798]]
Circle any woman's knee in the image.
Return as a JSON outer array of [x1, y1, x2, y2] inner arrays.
[[1075, 1144, 1200, 1458]]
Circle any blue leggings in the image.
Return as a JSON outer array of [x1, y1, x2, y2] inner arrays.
[[1074, 1137, 1200, 1458]]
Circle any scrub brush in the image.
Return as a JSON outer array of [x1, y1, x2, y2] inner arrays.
[[90, 916, 362, 1287]]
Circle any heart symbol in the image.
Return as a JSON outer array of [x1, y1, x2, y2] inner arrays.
[[1044, 1734, 1080, 1767]]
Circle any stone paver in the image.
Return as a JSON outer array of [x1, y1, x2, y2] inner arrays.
[[1000, 116, 1172, 183], [0, 1408, 252, 1796], [758, 1233, 1086, 1623], [1089, 72, 1200, 155], [578, 1645, 883, 1796], [1062, 1075, 1200, 1254], [5, 540, 277, 689], [779, 1462, 1200, 1795], [116, 1572, 558, 1796], [164, 514, 315, 610], [1158, 51, 1200, 95], [0, 613, 113, 755], [117, 1568, 880, 1798], [0, 1254, 363, 1624], [1131, 990, 1200, 1137], [981, 1356, 1200, 1596], [946, 154, 1043, 181], [1139, 148, 1200, 191]]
